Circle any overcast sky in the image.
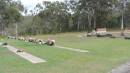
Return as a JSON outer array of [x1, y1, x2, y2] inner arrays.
[[14, 0, 65, 15], [18, 0, 64, 10]]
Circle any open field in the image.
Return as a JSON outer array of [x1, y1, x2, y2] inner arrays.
[[1, 32, 130, 73]]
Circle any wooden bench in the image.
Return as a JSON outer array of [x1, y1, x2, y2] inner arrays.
[[96, 28, 107, 34], [96, 28, 112, 37]]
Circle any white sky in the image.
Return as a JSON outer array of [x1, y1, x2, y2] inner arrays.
[[18, 0, 65, 10], [16, 0, 66, 15]]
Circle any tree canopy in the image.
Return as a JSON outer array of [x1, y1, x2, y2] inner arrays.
[[0, 0, 24, 36], [1, 0, 130, 35]]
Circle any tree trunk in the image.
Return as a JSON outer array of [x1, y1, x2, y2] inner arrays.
[[77, 18, 80, 30], [60, 24, 62, 32], [15, 23, 18, 37], [121, 11, 124, 30], [93, 15, 96, 30], [93, 9, 96, 30], [121, 9, 125, 36], [1, 23, 4, 36], [88, 15, 92, 32]]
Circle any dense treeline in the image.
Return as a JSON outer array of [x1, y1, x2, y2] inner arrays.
[[1, 0, 130, 35], [0, 0, 23, 36]]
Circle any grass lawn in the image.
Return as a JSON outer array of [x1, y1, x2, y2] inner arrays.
[[1, 32, 130, 73]]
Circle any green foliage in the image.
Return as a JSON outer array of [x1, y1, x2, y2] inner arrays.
[[2, 0, 130, 35], [18, 16, 33, 35], [107, 16, 120, 28], [4, 7, 22, 23], [31, 1, 70, 34], [0, 0, 24, 36]]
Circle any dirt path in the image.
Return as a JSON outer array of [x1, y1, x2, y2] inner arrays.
[[5, 45, 46, 64], [55, 45, 89, 53], [108, 62, 130, 73]]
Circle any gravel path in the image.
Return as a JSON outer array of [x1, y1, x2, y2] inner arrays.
[[55, 45, 89, 53], [108, 62, 130, 73], [5, 45, 46, 64]]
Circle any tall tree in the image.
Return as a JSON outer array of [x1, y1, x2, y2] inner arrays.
[[78, 0, 118, 32], [0, 0, 24, 36], [32, 1, 69, 34]]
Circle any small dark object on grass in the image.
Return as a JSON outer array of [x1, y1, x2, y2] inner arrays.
[[2, 42, 8, 45], [124, 36, 130, 40], [16, 49, 23, 53], [45, 39, 55, 46], [97, 33, 112, 37], [48, 41, 54, 46], [110, 36, 116, 39], [106, 34, 113, 37], [45, 41, 55, 46], [87, 34, 92, 37], [97, 34, 104, 37]]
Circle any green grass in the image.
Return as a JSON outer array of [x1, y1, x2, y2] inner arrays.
[[1, 32, 130, 73]]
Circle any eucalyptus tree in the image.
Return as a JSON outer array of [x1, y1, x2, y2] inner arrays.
[[0, 0, 24, 36], [0, 0, 10, 35], [64, 0, 78, 31], [78, 0, 118, 31], [32, 1, 70, 34], [117, 0, 128, 30], [124, 1, 130, 28]]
